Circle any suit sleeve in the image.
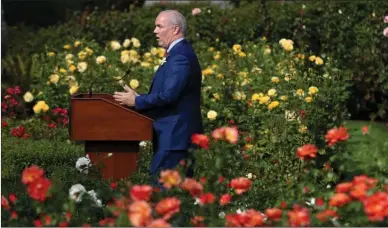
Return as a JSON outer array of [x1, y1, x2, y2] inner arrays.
[[134, 54, 190, 110]]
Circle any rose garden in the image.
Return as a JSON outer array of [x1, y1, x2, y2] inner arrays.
[[1, 1, 388, 227]]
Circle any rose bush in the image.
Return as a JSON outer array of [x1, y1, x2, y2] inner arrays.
[[2, 125, 388, 227], [4, 20, 387, 227]]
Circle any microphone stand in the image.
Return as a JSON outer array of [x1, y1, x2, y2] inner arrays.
[[88, 68, 131, 98]]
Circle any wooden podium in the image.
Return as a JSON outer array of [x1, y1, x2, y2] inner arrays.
[[69, 93, 153, 181]]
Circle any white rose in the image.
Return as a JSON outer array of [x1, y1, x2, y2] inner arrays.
[[87, 190, 102, 207], [96, 56, 106, 64], [75, 155, 91, 174], [110, 41, 121, 50], [23, 92, 34, 103], [77, 62, 88, 73], [69, 184, 86, 202]]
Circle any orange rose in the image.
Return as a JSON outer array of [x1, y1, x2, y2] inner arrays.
[[265, 208, 282, 221], [181, 178, 203, 197], [230, 177, 252, 195], [22, 165, 44, 185], [155, 197, 181, 221], [159, 170, 182, 189], [296, 144, 318, 160], [130, 185, 153, 201], [128, 201, 152, 227], [329, 193, 351, 207], [147, 219, 171, 227], [335, 182, 353, 193]]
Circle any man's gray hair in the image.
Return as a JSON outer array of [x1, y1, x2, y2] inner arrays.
[[160, 10, 187, 36]]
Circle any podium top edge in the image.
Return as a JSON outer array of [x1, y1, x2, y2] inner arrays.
[[70, 93, 153, 122]]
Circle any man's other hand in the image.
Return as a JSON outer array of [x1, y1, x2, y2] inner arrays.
[[113, 85, 137, 106]]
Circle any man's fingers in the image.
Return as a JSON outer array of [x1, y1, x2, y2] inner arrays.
[[123, 85, 132, 92]]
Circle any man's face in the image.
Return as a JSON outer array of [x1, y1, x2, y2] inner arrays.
[[154, 13, 177, 49]]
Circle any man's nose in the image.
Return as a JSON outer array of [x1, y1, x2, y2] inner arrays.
[[153, 27, 158, 34]]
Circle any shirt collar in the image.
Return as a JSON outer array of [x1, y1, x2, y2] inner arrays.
[[167, 37, 185, 54]]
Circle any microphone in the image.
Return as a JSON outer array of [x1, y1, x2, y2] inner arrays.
[[88, 69, 131, 98]]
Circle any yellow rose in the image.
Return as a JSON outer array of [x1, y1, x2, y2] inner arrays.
[[259, 96, 270, 104], [268, 101, 280, 110], [216, 73, 224, 79], [245, 144, 253, 150], [23, 92, 34, 103], [299, 125, 308, 133], [213, 93, 220, 100], [214, 53, 221, 60], [121, 54, 129, 64], [309, 55, 316, 62], [144, 52, 152, 58], [241, 78, 251, 86], [267, 89, 277, 97], [238, 71, 248, 78], [232, 44, 241, 53], [208, 47, 214, 52], [42, 103, 49, 112], [202, 68, 214, 76], [264, 47, 271, 54], [63, 44, 71, 50], [33, 101, 49, 114], [284, 76, 290, 81], [238, 51, 246, 57], [131, 37, 141, 48], [279, 39, 294, 52], [280, 95, 288, 101], [85, 47, 93, 56], [96, 56, 107, 64], [74, 40, 82, 47], [207, 110, 217, 120], [47, 52, 55, 57], [78, 51, 87, 60], [157, 48, 165, 58], [308, 86, 319, 95], [140, 62, 151, 68], [271, 77, 280, 83], [69, 86, 79, 95], [123, 39, 131, 48], [251, 93, 261, 101], [297, 53, 305, 59], [69, 65, 77, 72], [59, 68, 67, 73], [233, 91, 243, 100], [49, 74, 59, 84], [296, 89, 304, 96], [305, 96, 313, 103], [315, 57, 324, 65], [130, 79, 139, 89]]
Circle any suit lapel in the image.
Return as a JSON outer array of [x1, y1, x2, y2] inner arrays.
[[148, 40, 188, 94], [148, 62, 166, 93]]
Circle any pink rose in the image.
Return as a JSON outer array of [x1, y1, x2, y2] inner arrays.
[[192, 8, 201, 16], [384, 27, 388, 37], [384, 16, 388, 23]]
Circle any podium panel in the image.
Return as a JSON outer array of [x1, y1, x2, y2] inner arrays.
[[70, 93, 153, 180]]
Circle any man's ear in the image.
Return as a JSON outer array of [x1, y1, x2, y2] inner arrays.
[[173, 25, 180, 35]]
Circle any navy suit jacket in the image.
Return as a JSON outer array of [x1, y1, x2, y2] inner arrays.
[[135, 39, 203, 172]]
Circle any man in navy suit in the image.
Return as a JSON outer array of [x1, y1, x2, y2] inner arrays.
[[114, 10, 203, 184]]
